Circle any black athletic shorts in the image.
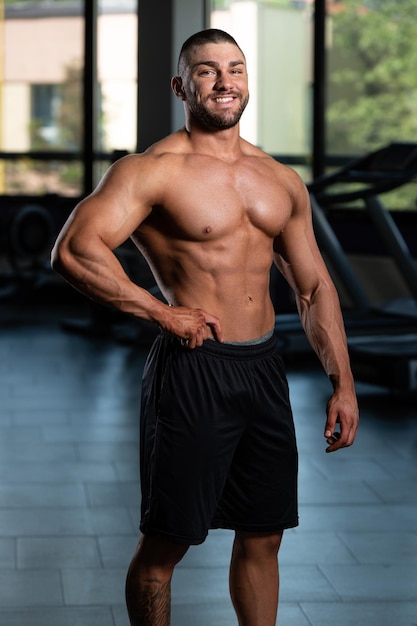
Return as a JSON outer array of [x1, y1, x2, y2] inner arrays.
[[139, 331, 298, 545]]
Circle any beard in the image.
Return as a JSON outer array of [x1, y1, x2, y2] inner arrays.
[[188, 93, 249, 130]]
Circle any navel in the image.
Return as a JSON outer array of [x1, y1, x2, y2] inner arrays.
[[246, 295, 253, 304]]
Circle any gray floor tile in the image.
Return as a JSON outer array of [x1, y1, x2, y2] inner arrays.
[[172, 600, 236, 625], [12, 408, 70, 426], [2, 392, 95, 411], [68, 407, 138, 426], [86, 482, 139, 507], [97, 535, 138, 568], [0, 607, 115, 626], [298, 478, 381, 504], [0, 484, 87, 507], [0, 442, 77, 463], [0, 409, 12, 426], [0, 425, 43, 444], [114, 590, 313, 625], [382, 457, 417, 480], [320, 564, 417, 600], [112, 605, 131, 626], [300, 504, 417, 532], [0, 569, 63, 606], [128, 506, 141, 529], [178, 530, 234, 569], [339, 531, 417, 564], [1, 314, 417, 624], [279, 530, 357, 565], [0, 538, 15, 568], [365, 479, 417, 503], [302, 601, 417, 626], [0, 461, 118, 484], [298, 457, 327, 481], [17, 536, 102, 569], [175, 599, 314, 626], [43, 424, 139, 444], [62, 568, 126, 605], [0, 507, 135, 536], [277, 603, 313, 626], [77, 442, 138, 463], [171, 567, 231, 603], [279, 564, 340, 602], [113, 460, 141, 481], [311, 456, 394, 481]]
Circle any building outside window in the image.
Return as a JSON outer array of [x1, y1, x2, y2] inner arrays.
[[209, 0, 417, 209], [326, 0, 417, 209], [0, 0, 416, 208], [0, 0, 138, 196], [210, 0, 313, 169]]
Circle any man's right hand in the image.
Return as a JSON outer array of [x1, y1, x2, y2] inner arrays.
[[160, 305, 223, 349]]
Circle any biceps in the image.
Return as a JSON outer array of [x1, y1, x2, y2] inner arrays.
[[61, 195, 150, 251], [274, 226, 331, 297]]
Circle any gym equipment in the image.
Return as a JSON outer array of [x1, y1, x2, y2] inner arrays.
[[275, 142, 417, 392]]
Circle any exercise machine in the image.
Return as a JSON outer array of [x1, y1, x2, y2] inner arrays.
[[275, 142, 417, 392]]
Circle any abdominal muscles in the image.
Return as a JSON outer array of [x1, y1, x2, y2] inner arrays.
[[134, 223, 276, 341]]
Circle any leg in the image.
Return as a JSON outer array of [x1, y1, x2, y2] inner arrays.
[[125, 534, 190, 626], [229, 530, 284, 626]]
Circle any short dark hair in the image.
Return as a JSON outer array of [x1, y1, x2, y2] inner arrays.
[[177, 28, 244, 75]]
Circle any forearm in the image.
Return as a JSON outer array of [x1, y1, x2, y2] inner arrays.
[[296, 282, 354, 391], [51, 236, 167, 325]]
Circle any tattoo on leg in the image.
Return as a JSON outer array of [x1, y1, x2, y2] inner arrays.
[[130, 577, 171, 626]]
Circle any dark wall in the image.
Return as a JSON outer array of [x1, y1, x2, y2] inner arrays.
[[137, 1, 173, 152]]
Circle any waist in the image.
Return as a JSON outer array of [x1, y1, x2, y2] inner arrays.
[[194, 329, 278, 359], [207, 328, 274, 346]]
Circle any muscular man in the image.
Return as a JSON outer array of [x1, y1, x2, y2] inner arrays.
[[51, 28, 358, 626]]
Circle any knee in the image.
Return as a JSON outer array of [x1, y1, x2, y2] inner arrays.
[[233, 531, 283, 561], [127, 534, 189, 582]]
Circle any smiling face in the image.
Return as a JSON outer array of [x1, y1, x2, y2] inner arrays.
[[175, 42, 249, 131]]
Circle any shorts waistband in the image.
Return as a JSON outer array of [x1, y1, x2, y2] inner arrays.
[[211, 329, 274, 346], [194, 330, 278, 359]]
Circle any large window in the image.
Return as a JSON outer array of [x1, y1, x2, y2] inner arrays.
[[0, 0, 138, 197], [327, 0, 417, 157], [326, 0, 417, 209], [1, 0, 84, 195], [1, 0, 416, 205], [209, 0, 417, 209], [97, 0, 137, 155], [210, 0, 313, 166]]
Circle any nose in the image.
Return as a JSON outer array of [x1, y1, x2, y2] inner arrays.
[[214, 71, 233, 91]]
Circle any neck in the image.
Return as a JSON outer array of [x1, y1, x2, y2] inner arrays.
[[183, 118, 242, 159]]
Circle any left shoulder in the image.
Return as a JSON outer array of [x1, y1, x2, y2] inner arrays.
[[241, 138, 308, 188]]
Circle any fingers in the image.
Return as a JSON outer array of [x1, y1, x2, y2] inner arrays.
[[168, 307, 223, 349], [204, 314, 224, 344], [324, 397, 359, 453], [324, 428, 343, 453], [324, 422, 357, 452], [184, 319, 208, 349]]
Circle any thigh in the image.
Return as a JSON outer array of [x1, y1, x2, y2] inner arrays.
[[140, 338, 245, 544], [214, 351, 299, 532]]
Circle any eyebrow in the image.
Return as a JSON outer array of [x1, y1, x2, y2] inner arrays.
[[192, 60, 245, 71]]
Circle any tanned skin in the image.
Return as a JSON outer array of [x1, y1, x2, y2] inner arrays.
[[52, 37, 359, 626]]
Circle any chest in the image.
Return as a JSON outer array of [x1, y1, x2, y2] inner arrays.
[[151, 160, 293, 242]]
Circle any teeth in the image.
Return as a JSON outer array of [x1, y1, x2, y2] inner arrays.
[[215, 97, 233, 103]]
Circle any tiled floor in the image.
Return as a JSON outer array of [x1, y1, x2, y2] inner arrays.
[[1, 286, 417, 625]]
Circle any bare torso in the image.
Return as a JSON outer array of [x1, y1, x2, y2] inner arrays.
[[130, 131, 297, 341]]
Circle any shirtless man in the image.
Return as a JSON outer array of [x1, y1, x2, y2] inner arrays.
[[51, 28, 358, 626]]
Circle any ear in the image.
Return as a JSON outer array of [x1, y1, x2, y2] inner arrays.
[[171, 76, 186, 100]]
